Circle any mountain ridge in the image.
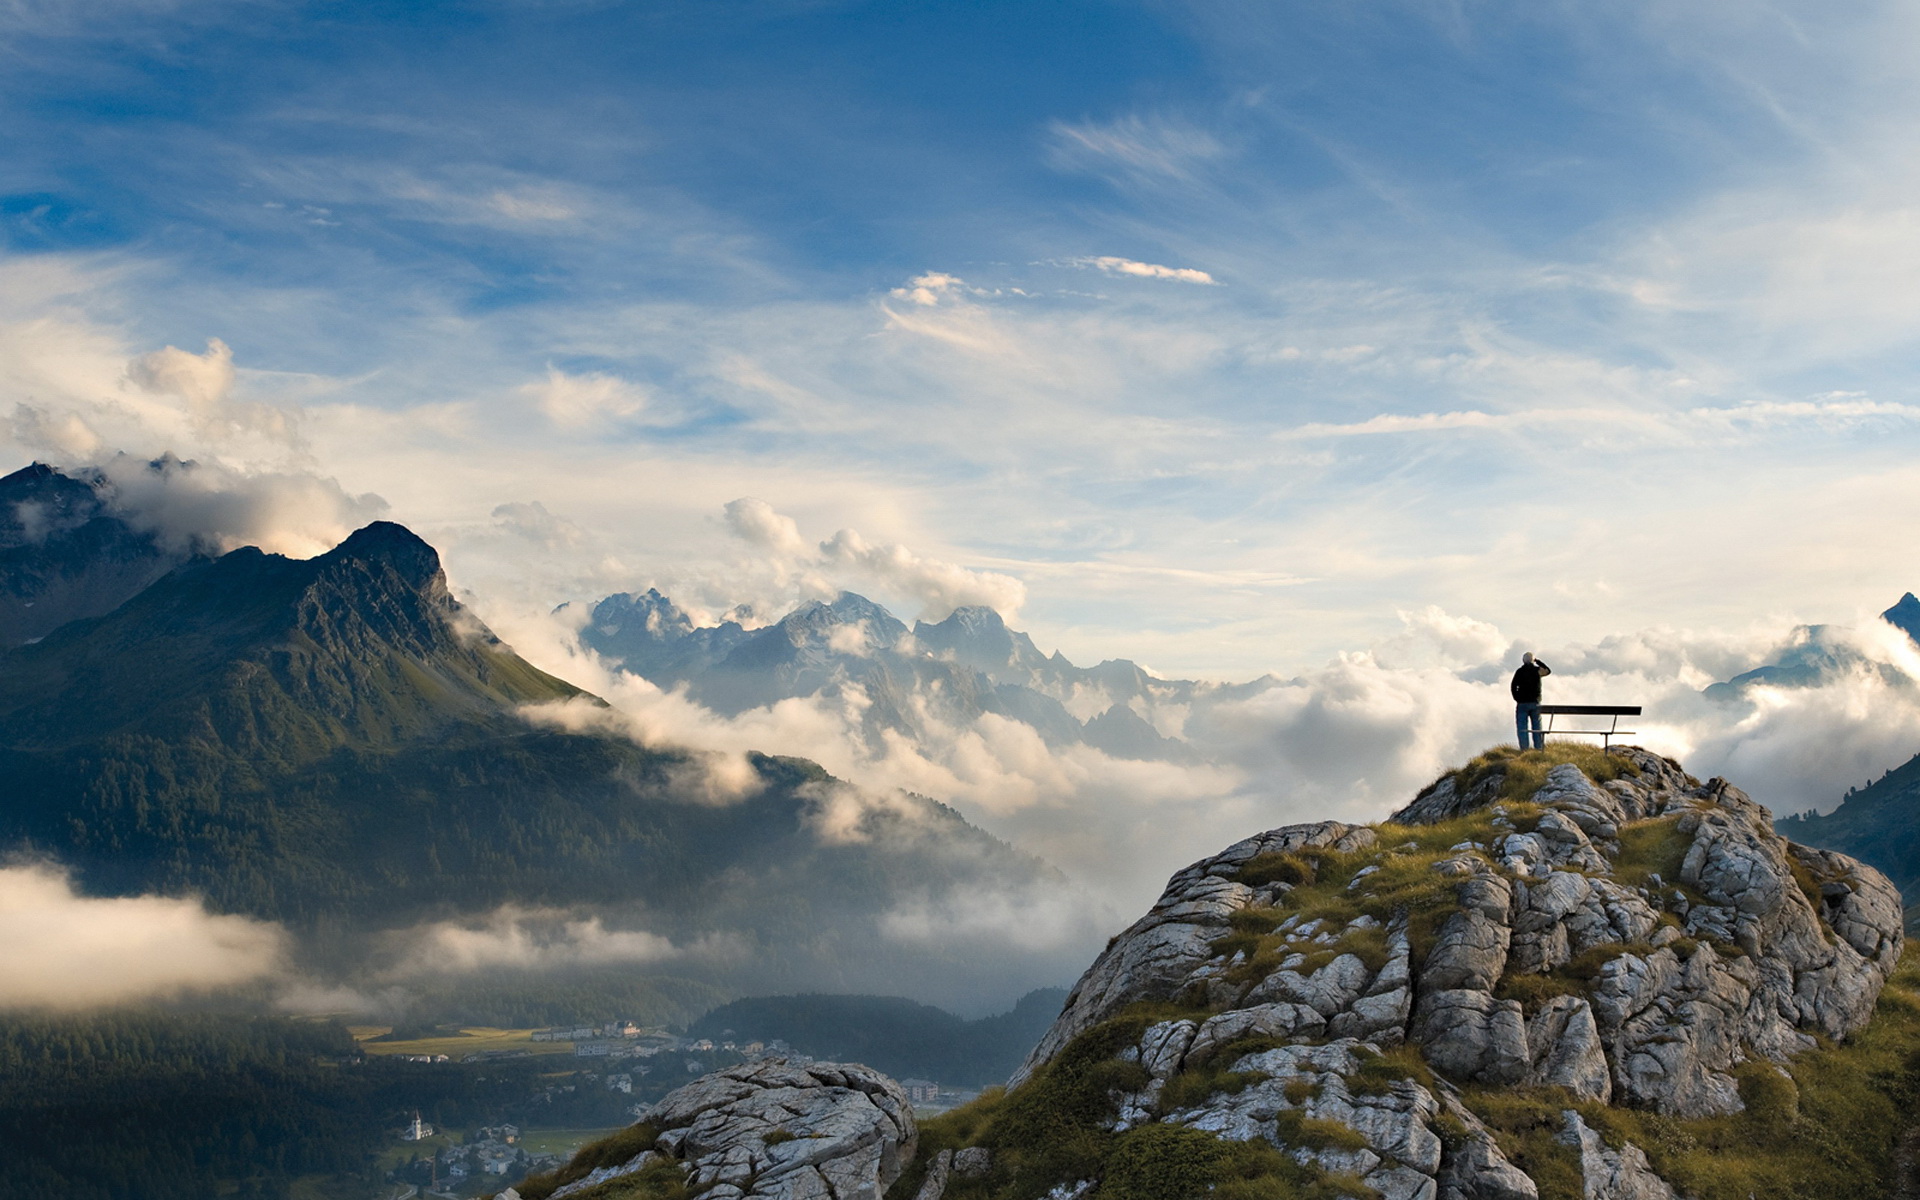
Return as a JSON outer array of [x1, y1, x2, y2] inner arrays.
[[0, 471, 1061, 1000], [574, 587, 1227, 765]]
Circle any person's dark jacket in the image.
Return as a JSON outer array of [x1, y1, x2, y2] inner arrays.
[[1510, 660, 1551, 704]]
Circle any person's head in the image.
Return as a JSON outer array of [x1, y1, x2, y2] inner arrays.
[[1522, 651, 1534, 665]]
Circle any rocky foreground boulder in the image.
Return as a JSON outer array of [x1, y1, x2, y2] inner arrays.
[[504, 1059, 915, 1200]]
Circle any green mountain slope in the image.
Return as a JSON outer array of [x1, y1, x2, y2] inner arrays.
[[1778, 751, 1920, 916], [0, 519, 1049, 941], [687, 987, 1069, 1086]]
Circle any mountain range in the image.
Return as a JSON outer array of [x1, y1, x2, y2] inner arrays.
[[573, 588, 1276, 766], [0, 463, 1056, 996]]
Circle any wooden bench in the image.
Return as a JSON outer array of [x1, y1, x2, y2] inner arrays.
[[1537, 704, 1641, 749]]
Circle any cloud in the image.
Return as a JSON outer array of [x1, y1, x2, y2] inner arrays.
[[0, 863, 286, 1008], [127, 337, 302, 445], [889, 272, 974, 307], [96, 453, 389, 558], [1045, 113, 1226, 183], [818, 526, 1026, 622], [7, 402, 103, 459], [497, 586, 1920, 934], [384, 906, 690, 975], [1066, 256, 1217, 285], [724, 496, 810, 558], [492, 499, 584, 549], [716, 497, 1025, 621], [487, 188, 578, 223], [523, 365, 648, 430], [880, 882, 1114, 955]]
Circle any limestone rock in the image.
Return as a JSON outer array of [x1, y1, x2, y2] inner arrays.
[[912, 1149, 950, 1200], [1413, 989, 1529, 1084], [1434, 1094, 1538, 1200], [1557, 1110, 1677, 1200], [593, 1059, 915, 1200], [1525, 997, 1610, 1101], [950, 1147, 991, 1178], [1010, 820, 1376, 1086]]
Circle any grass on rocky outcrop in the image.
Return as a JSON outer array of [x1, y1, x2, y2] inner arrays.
[[1432, 744, 1646, 810], [891, 1005, 1373, 1200], [508, 1123, 681, 1200], [1466, 945, 1920, 1200], [1216, 800, 1548, 976]]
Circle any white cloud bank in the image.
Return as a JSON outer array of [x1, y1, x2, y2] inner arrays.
[[0, 864, 286, 1008], [383, 906, 696, 976], [484, 588, 1920, 933]]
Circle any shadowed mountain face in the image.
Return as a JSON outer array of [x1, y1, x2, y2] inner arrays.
[[1720, 593, 1920, 918], [1780, 751, 1920, 920], [0, 462, 189, 648], [0, 494, 1054, 975], [575, 589, 1230, 764], [686, 986, 1070, 1087]]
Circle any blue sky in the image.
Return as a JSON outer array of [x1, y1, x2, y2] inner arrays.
[[7, 0, 1920, 683]]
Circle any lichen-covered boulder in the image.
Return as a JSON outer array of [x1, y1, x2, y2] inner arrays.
[[546, 1059, 915, 1200]]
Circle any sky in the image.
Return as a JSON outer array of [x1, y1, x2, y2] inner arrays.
[[11, 0, 1920, 1005]]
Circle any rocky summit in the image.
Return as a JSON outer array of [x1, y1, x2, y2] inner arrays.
[[510, 746, 1913, 1200]]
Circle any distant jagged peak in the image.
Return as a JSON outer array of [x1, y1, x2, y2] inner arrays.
[[770, 591, 909, 646], [3, 462, 110, 546], [939, 603, 1011, 632], [1883, 591, 1920, 643]]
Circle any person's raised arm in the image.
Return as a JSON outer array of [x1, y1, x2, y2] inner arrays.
[[1537, 660, 1552, 676]]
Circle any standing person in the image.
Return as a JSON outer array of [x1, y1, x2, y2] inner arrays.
[[1511, 652, 1551, 750]]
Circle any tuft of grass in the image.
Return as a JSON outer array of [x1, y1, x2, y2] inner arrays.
[[891, 1000, 1370, 1200], [1462, 1089, 1585, 1200], [1786, 857, 1834, 941], [1612, 815, 1693, 891], [1237, 851, 1319, 888], [1157, 1068, 1266, 1114], [511, 1124, 660, 1200], [762, 1128, 797, 1145], [1435, 744, 1642, 813], [1494, 971, 1586, 1008], [1273, 1110, 1373, 1154], [1101, 1123, 1376, 1200], [1349, 1043, 1436, 1096]]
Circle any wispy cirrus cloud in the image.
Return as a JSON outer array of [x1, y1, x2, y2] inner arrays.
[[1061, 256, 1217, 285], [1045, 113, 1226, 184]]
